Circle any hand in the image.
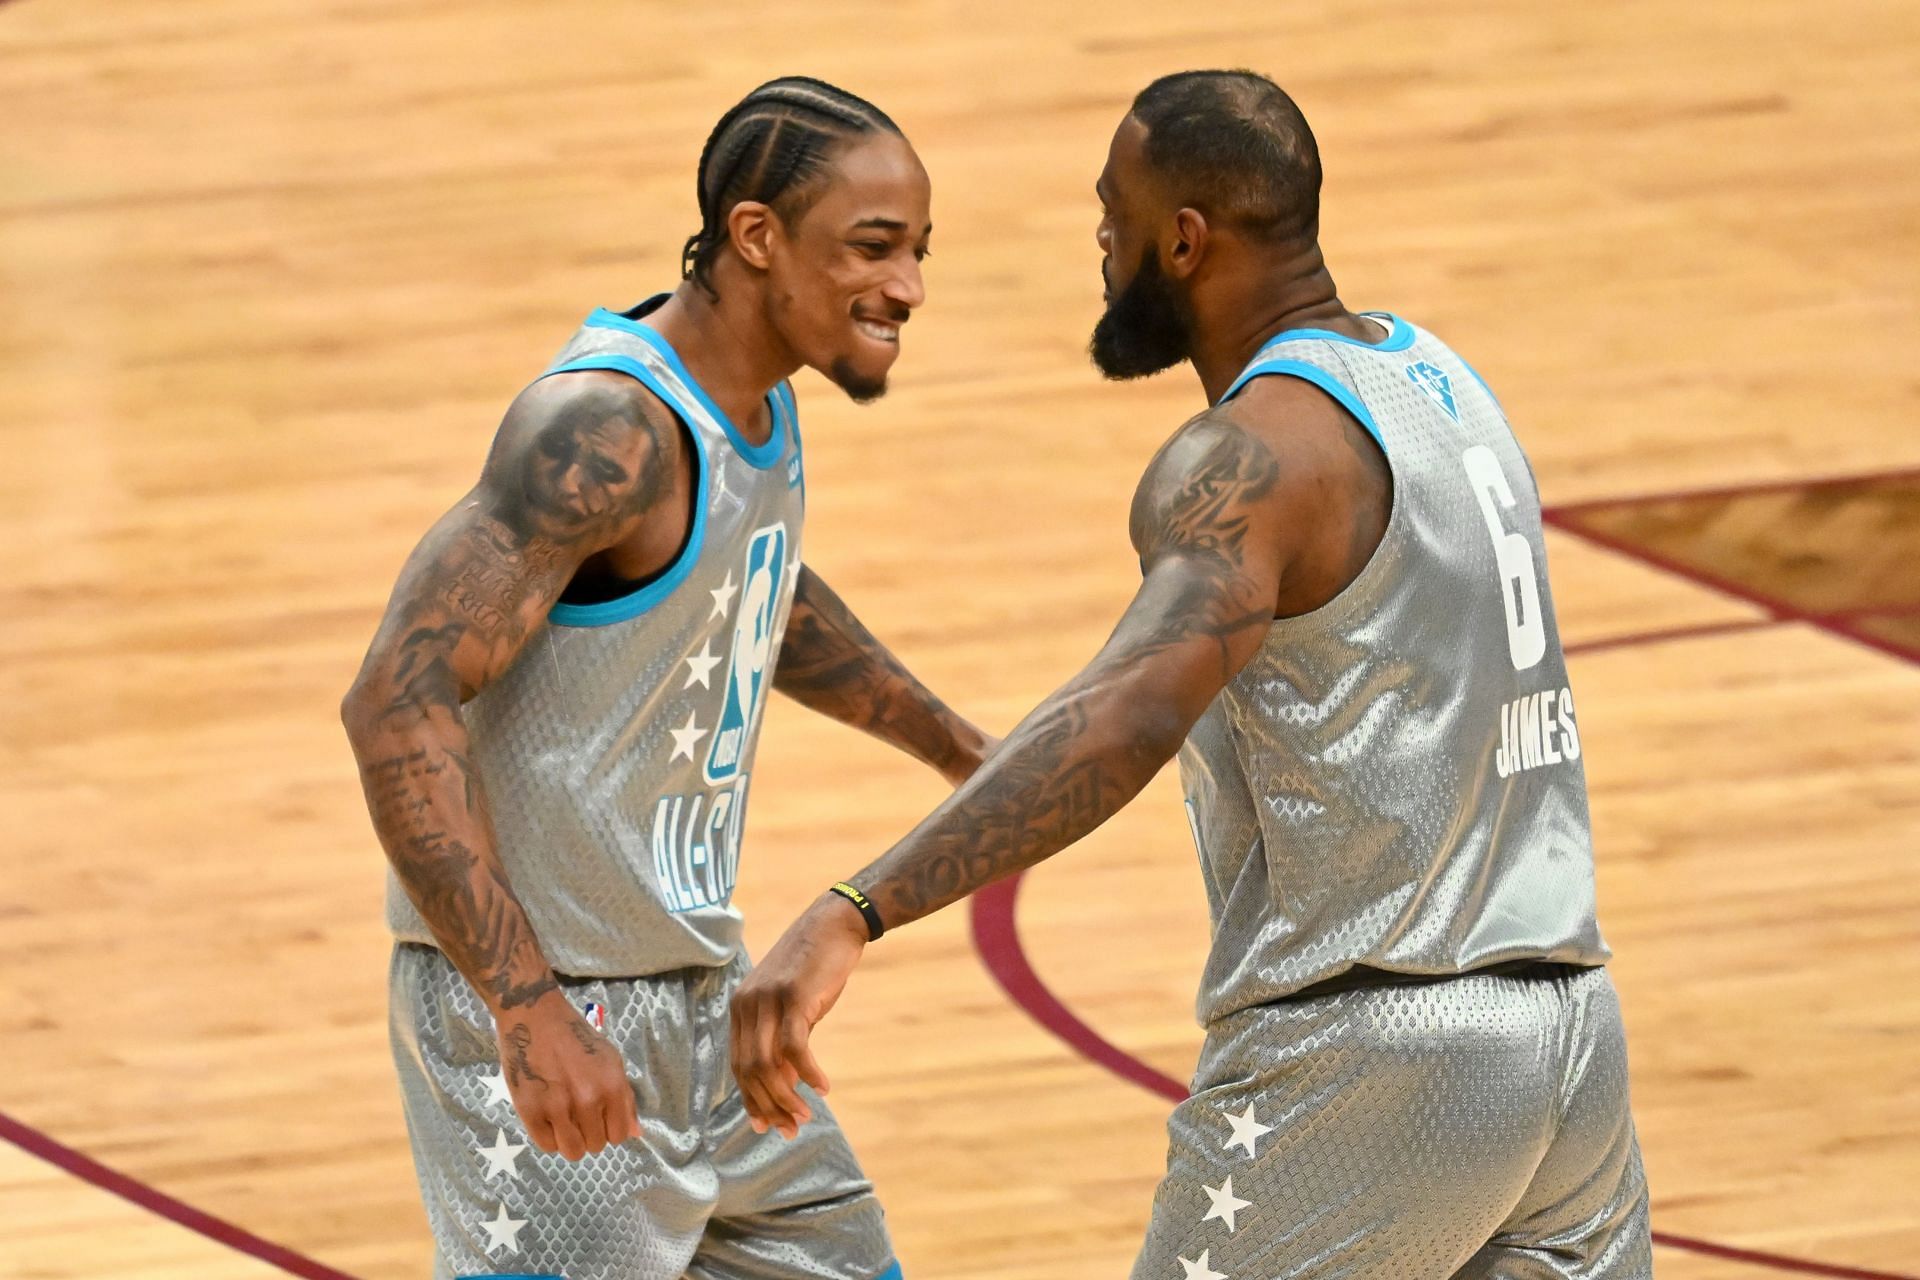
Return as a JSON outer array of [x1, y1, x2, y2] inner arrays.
[[730, 892, 870, 1138], [495, 991, 643, 1160]]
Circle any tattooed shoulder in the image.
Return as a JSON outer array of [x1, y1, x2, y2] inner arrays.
[[486, 369, 682, 550], [1129, 406, 1283, 566]]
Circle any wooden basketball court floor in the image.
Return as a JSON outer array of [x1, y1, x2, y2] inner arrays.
[[2, 1, 1916, 1276]]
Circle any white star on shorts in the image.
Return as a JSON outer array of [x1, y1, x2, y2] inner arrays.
[[1201, 1175, 1252, 1233], [480, 1202, 528, 1255], [1223, 1102, 1273, 1158], [481, 1071, 514, 1108], [477, 1128, 526, 1181], [1179, 1249, 1228, 1280]]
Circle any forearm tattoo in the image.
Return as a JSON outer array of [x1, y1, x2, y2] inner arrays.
[[349, 381, 674, 1010], [851, 414, 1282, 929], [774, 567, 977, 775]]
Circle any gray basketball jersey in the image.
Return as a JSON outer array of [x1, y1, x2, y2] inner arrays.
[[1180, 314, 1610, 1024], [386, 297, 807, 977]]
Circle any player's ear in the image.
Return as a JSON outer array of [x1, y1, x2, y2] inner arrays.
[[1167, 207, 1209, 279], [728, 200, 778, 271]]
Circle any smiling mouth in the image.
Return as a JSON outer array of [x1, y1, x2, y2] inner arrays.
[[854, 318, 901, 344]]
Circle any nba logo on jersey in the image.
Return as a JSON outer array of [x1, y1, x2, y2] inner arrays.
[[1405, 360, 1459, 422], [705, 522, 788, 784], [582, 1001, 606, 1031]]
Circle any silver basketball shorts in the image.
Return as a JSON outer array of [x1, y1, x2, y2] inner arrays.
[[390, 943, 898, 1280], [1131, 964, 1651, 1280]]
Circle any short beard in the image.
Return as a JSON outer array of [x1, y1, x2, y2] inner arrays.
[[1089, 246, 1193, 380], [828, 357, 889, 404]]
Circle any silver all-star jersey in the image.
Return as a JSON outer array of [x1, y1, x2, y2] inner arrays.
[[1180, 314, 1611, 1024], [386, 297, 807, 977]]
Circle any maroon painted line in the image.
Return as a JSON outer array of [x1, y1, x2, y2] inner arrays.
[[969, 875, 1919, 1280], [1542, 510, 1920, 669], [1545, 463, 1920, 516], [0, 1108, 357, 1280], [1562, 615, 1780, 657]]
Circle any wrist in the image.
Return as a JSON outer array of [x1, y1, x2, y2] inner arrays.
[[822, 883, 882, 943], [486, 977, 566, 1024], [941, 720, 994, 783]]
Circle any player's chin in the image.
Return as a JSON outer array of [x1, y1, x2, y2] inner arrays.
[[826, 346, 896, 405]]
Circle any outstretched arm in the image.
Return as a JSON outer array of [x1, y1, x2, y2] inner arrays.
[[731, 410, 1291, 1135], [341, 371, 680, 1159], [775, 565, 994, 785]]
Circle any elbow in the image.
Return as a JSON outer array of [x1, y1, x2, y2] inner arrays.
[[1125, 700, 1191, 766], [339, 680, 384, 747]]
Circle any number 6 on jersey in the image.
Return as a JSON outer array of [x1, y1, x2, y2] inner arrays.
[[1461, 444, 1546, 671]]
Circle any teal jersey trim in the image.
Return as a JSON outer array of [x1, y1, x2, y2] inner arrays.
[[872, 1262, 904, 1280], [1218, 358, 1387, 454], [583, 307, 787, 469], [773, 378, 805, 504], [1454, 353, 1504, 414], [1258, 311, 1415, 353], [536, 354, 714, 627]]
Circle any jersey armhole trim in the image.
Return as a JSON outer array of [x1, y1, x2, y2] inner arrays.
[[1217, 359, 1388, 455], [774, 379, 805, 506], [583, 308, 787, 470], [1454, 354, 1504, 414], [535, 355, 713, 627]]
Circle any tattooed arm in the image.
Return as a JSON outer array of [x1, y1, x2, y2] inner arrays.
[[730, 405, 1292, 1134], [341, 370, 683, 1160], [775, 566, 993, 785]]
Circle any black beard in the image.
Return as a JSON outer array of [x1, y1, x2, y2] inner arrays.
[[1089, 246, 1192, 380], [829, 356, 889, 404]]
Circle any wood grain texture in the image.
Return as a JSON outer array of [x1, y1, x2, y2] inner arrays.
[[2, 0, 1916, 1276]]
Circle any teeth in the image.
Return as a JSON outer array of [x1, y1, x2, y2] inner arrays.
[[856, 320, 899, 343]]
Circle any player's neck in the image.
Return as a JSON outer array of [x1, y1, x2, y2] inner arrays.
[[1188, 244, 1375, 404], [646, 282, 798, 439]]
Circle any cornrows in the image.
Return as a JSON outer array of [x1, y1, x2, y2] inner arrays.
[[682, 76, 901, 296]]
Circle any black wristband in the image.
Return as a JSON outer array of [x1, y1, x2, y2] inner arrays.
[[828, 882, 885, 941]]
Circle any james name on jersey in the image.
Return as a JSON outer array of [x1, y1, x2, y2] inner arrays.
[[1494, 686, 1581, 780]]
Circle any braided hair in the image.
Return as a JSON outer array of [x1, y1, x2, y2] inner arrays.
[[682, 76, 902, 297]]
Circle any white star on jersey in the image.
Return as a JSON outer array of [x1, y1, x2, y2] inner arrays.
[[481, 1071, 514, 1108], [1179, 1250, 1228, 1280], [1223, 1103, 1273, 1158], [709, 571, 737, 620], [668, 711, 709, 762], [683, 639, 722, 690], [480, 1202, 528, 1255], [477, 1128, 526, 1181], [1201, 1176, 1252, 1233]]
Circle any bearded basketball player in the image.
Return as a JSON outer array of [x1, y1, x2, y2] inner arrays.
[[732, 69, 1652, 1280]]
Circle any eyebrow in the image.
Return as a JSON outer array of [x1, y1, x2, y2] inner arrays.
[[851, 217, 911, 232]]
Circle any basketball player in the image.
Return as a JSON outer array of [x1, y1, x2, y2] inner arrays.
[[731, 70, 1653, 1279], [341, 77, 989, 1280]]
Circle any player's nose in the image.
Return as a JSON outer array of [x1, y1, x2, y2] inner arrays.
[[883, 257, 925, 312]]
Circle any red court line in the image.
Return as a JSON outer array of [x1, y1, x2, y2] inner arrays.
[[1546, 463, 1920, 516], [0, 1108, 356, 1280], [968, 874, 1920, 1280], [1542, 510, 1920, 669]]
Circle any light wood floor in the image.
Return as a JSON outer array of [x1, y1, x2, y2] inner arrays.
[[2, 1, 1917, 1277]]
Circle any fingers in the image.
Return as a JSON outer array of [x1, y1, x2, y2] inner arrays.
[[728, 989, 821, 1139], [548, 1107, 588, 1162], [572, 1087, 610, 1155], [612, 1077, 643, 1145], [783, 1011, 831, 1097], [519, 1104, 560, 1157]]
